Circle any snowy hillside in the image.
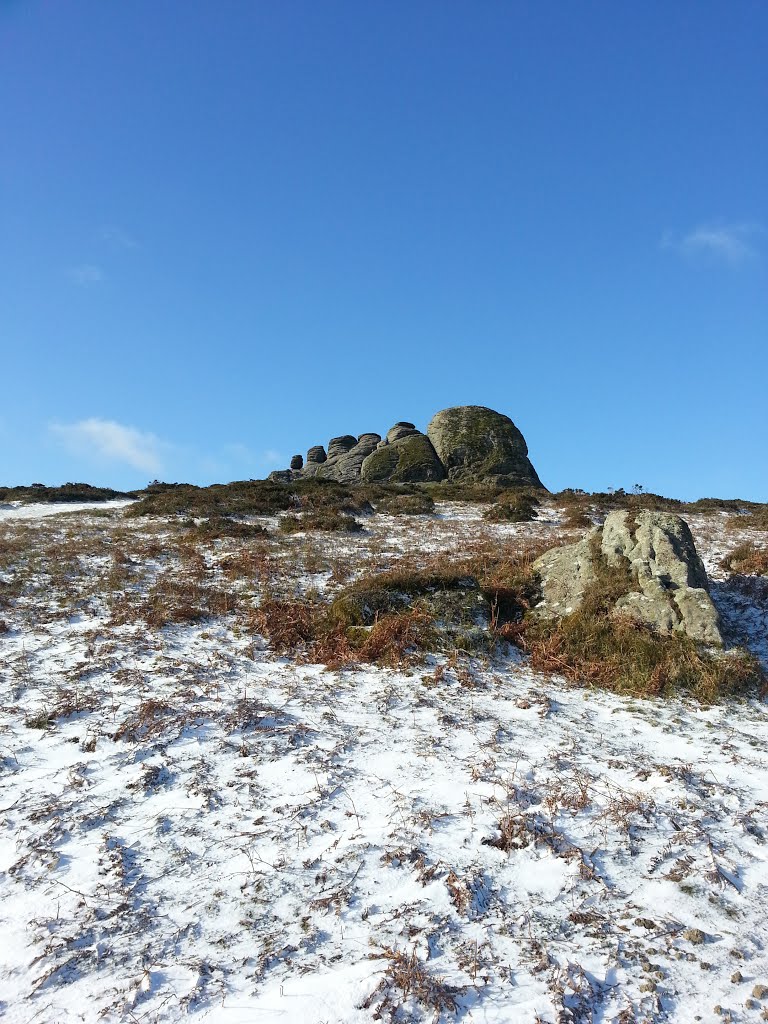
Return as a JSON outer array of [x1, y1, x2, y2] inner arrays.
[[1, 498, 767, 1023]]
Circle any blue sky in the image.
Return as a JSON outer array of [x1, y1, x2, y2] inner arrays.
[[1, 1, 766, 499]]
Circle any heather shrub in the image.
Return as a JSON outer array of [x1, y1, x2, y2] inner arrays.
[[720, 541, 768, 576], [278, 509, 363, 534]]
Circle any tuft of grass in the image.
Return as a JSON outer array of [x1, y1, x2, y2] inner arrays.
[[727, 508, 768, 532], [720, 541, 768, 576], [278, 509, 363, 534], [483, 491, 540, 523], [112, 570, 238, 628], [185, 515, 269, 540], [363, 947, 464, 1017], [252, 599, 434, 668], [372, 492, 436, 516]]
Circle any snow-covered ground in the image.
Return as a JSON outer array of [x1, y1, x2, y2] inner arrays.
[[0, 499, 134, 521], [1, 502, 766, 1023]]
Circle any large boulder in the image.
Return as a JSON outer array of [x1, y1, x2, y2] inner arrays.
[[426, 405, 543, 487], [533, 511, 723, 644], [601, 511, 721, 644], [361, 432, 446, 484]]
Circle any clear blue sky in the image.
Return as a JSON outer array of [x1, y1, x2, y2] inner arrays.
[[2, 1, 766, 499]]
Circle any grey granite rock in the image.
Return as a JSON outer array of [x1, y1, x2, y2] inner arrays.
[[532, 511, 723, 644], [306, 446, 327, 464], [426, 405, 543, 487], [360, 432, 446, 484]]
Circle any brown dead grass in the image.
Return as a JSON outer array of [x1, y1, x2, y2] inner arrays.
[[720, 541, 768, 576]]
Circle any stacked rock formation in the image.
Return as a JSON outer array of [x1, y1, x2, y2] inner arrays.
[[269, 405, 544, 489]]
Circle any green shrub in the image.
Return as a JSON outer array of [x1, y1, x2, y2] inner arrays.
[[720, 541, 768, 576], [278, 510, 363, 534], [185, 516, 269, 541], [373, 493, 435, 516], [125, 477, 374, 520], [0, 482, 132, 504], [483, 492, 540, 523], [126, 480, 294, 518]]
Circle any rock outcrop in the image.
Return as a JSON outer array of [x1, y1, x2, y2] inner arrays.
[[327, 435, 358, 461], [268, 405, 544, 488], [533, 511, 722, 644], [385, 422, 419, 443], [306, 446, 327, 465], [361, 431, 445, 484], [426, 406, 543, 488], [290, 454, 303, 471]]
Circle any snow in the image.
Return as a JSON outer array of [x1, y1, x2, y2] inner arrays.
[[0, 499, 134, 521], [0, 501, 766, 1023]]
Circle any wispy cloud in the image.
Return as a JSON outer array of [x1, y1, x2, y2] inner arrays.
[[66, 264, 105, 285], [99, 225, 139, 250], [51, 419, 166, 474], [661, 222, 763, 265], [262, 449, 285, 467]]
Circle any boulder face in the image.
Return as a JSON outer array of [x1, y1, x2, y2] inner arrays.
[[324, 433, 381, 483], [426, 406, 544, 487], [532, 533, 598, 617], [327, 435, 358, 460], [361, 432, 445, 484], [386, 422, 419, 443], [533, 511, 723, 644], [601, 511, 720, 643], [306, 446, 327, 465]]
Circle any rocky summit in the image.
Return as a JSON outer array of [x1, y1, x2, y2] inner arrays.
[[271, 404, 544, 488]]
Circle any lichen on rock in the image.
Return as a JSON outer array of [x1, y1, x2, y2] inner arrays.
[[361, 432, 445, 484], [426, 405, 544, 487], [533, 510, 723, 644]]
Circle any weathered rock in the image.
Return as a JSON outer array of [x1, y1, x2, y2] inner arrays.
[[532, 511, 723, 644], [267, 469, 297, 483], [386, 422, 419, 443], [290, 454, 303, 471], [532, 531, 599, 617], [601, 511, 722, 644], [426, 405, 543, 487], [326, 435, 358, 460], [306, 446, 327, 464], [322, 433, 382, 483], [361, 432, 446, 484]]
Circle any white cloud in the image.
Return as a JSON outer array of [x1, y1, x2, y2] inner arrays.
[[661, 222, 763, 265], [99, 225, 138, 250], [51, 419, 166, 474], [262, 449, 284, 467], [66, 264, 105, 285]]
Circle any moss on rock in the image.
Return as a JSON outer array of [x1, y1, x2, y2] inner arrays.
[[360, 433, 445, 484], [426, 405, 544, 488]]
